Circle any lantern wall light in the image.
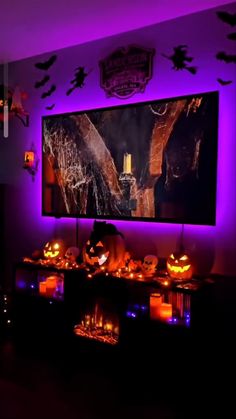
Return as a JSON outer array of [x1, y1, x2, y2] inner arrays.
[[23, 143, 39, 181]]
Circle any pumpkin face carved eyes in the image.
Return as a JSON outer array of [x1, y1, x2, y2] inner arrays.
[[44, 240, 65, 259], [85, 239, 110, 266], [166, 252, 193, 281]]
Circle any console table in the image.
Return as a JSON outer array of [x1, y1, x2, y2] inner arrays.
[[11, 261, 215, 350]]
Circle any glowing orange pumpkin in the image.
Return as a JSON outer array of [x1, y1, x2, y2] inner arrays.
[[166, 251, 193, 280], [43, 240, 65, 259], [83, 221, 126, 272], [83, 235, 126, 272]]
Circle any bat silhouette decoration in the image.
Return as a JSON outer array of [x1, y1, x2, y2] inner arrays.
[[216, 11, 236, 27], [217, 78, 233, 85], [45, 104, 55, 110], [216, 51, 236, 64], [35, 55, 57, 71], [66, 67, 90, 95], [227, 32, 236, 40], [162, 45, 197, 74], [34, 75, 50, 88], [41, 85, 56, 99]]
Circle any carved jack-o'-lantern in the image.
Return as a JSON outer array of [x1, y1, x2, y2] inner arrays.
[[83, 221, 126, 272], [167, 251, 193, 280], [43, 240, 65, 259], [84, 240, 109, 266]]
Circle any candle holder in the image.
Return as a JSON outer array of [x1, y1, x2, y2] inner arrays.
[[119, 172, 137, 213]]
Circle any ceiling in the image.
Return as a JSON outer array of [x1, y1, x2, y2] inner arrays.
[[1, 0, 234, 64]]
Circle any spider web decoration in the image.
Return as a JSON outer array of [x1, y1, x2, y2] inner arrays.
[[43, 116, 122, 215]]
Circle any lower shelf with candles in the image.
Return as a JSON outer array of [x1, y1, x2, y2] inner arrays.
[[12, 261, 214, 347]]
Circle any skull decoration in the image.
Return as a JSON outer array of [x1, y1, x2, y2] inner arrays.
[[142, 255, 158, 276], [43, 240, 65, 260], [65, 247, 80, 262]]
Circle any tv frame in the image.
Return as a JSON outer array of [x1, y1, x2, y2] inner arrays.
[[42, 90, 219, 226]]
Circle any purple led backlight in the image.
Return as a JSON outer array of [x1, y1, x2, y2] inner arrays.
[[7, 2, 236, 276]]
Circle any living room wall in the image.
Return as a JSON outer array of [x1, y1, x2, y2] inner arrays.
[[0, 2, 236, 285]]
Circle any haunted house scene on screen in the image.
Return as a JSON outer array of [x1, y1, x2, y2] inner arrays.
[[42, 91, 218, 225]]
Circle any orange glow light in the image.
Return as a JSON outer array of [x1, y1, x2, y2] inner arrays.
[[39, 281, 47, 295], [159, 303, 172, 321], [167, 262, 191, 273], [150, 293, 162, 320], [24, 151, 34, 168]]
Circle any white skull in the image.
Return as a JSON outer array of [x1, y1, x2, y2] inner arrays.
[[65, 247, 80, 262], [142, 255, 158, 275]]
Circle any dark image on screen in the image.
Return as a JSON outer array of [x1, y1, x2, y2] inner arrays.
[[42, 91, 218, 225]]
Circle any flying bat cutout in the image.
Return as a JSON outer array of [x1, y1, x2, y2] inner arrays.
[[216, 51, 236, 64], [35, 55, 57, 71], [162, 45, 197, 74], [217, 78, 233, 85], [216, 11, 236, 27], [41, 85, 56, 99], [34, 75, 50, 89], [45, 104, 55, 110]]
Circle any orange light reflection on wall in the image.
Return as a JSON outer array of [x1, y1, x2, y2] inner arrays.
[[24, 151, 34, 168]]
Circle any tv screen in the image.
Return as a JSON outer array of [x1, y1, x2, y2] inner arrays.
[[42, 91, 218, 225]]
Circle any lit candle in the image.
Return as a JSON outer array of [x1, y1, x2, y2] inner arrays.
[[39, 281, 47, 295], [159, 303, 172, 322], [150, 293, 162, 320], [45, 276, 57, 297], [104, 321, 113, 332], [123, 153, 132, 173]]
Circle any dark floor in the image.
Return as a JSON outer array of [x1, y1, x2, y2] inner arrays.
[[1, 274, 236, 419]]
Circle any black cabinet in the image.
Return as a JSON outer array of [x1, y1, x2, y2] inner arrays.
[[12, 261, 213, 351]]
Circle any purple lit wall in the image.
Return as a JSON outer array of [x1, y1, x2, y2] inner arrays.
[[0, 2, 236, 284]]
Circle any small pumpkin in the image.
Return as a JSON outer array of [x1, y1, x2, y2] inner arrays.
[[166, 251, 193, 281], [83, 221, 126, 272], [43, 239, 65, 260]]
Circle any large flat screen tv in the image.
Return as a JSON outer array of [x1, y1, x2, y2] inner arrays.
[[42, 91, 218, 225]]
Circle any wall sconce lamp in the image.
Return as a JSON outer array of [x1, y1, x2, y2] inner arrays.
[[23, 144, 39, 181]]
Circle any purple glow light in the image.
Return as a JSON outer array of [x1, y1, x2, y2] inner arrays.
[[16, 279, 27, 289], [6, 2, 236, 276], [126, 311, 137, 319], [1, 0, 232, 64]]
